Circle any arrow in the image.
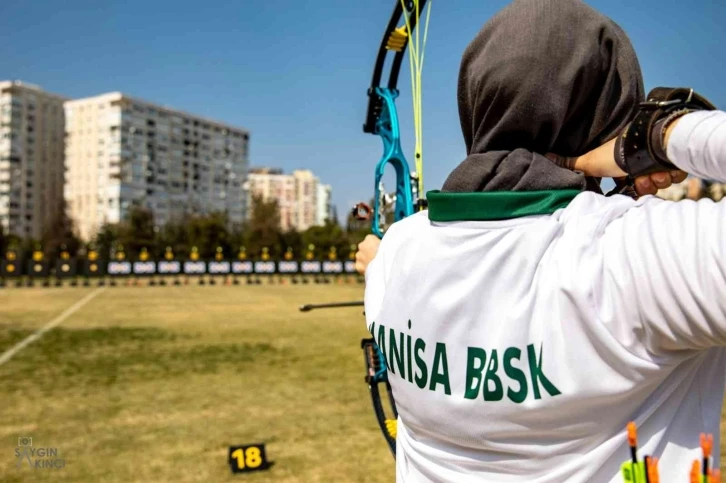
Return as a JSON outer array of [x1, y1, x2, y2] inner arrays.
[[298, 301, 364, 312]]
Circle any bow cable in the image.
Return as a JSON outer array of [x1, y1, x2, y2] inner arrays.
[[308, 0, 433, 458], [400, 0, 431, 207]]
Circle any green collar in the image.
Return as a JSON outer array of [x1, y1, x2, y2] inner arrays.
[[426, 190, 581, 222]]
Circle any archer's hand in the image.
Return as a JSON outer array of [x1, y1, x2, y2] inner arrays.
[[355, 235, 381, 275], [547, 118, 688, 196], [570, 138, 687, 196]]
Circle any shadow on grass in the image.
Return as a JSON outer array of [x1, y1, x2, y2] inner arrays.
[[0, 326, 282, 393]]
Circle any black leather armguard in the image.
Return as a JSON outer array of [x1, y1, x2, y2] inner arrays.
[[614, 87, 717, 178]]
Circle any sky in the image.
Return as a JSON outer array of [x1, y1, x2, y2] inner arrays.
[[1, 0, 725, 221]]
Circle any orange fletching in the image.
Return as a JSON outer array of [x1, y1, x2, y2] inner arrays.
[[701, 433, 713, 457], [711, 468, 721, 483], [692, 460, 702, 483], [647, 457, 659, 483], [627, 422, 637, 447]]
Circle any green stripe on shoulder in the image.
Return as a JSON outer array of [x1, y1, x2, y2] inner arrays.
[[426, 190, 581, 221]]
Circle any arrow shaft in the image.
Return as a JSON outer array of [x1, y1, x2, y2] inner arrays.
[[299, 301, 364, 312]]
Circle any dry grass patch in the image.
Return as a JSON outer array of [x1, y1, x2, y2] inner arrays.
[[0, 283, 391, 482]]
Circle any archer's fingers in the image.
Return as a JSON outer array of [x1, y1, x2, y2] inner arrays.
[[355, 248, 370, 275], [634, 176, 658, 196], [670, 170, 688, 184], [650, 172, 672, 190], [357, 234, 379, 251]]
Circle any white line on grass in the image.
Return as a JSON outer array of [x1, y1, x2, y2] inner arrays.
[[0, 287, 106, 367]]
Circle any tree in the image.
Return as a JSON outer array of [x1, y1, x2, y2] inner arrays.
[[41, 201, 81, 259], [329, 205, 339, 226], [94, 223, 120, 259], [118, 206, 155, 257], [278, 228, 303, 259], [302, 218, 349, 258], [156, 218, 188, 258], [245, 194, 281, 257], [186, 212, 231, 258], [5, 191, 379, 262], [19, 237, 41, 262]]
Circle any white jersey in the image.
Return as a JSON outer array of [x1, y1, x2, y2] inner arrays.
[[364, 110, 726, 482]]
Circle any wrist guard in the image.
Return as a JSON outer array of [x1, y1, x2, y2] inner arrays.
[[614, 87, 717, 178]]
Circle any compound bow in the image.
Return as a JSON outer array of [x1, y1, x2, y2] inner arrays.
[[355, 0, 431, 458], [354, 0, 430, 236], [298, 0, 431, 459]]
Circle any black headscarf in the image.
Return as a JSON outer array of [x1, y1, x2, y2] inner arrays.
[[442, 0, 645, 193]]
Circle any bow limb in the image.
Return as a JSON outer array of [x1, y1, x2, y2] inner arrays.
[[357, 0, 431, 459]]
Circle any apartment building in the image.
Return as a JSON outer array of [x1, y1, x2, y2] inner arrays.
[[64, 92, 249, 240], [316, 183, 332, 225], [0, 81, 67, 239], [245, 168, 297, 231], [246, 168, 331, 232], [293, 169, 318, 231]]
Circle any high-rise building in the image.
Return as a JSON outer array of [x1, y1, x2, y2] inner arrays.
[[245, 168, 330, 232], [64, 92, 249, 241], [292, 169, 318, 231], [316, 183, 332, 225], [0, 81, 67, 239], [245, 168, 297, 231]]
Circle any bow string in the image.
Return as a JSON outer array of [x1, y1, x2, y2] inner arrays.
[[356, 0, 431, 237], [298, 0, 432, 460], [357, 0, 431, 458]]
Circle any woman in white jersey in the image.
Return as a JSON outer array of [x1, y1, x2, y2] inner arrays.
[[357, 0, 726, 481]]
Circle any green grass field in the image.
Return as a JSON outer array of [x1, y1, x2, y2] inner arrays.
[[2, 282, 726, 483], [0, 282, 392, 482]]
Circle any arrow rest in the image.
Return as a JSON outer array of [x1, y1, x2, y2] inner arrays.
[[353, 169, 424, 234]]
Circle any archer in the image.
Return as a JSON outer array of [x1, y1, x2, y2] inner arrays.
[[357, 0, 726, 481]]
